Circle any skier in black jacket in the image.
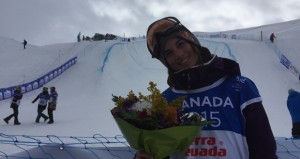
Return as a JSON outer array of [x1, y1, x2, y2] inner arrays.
[[4, 86, 23, 125], [23, 39, 27, 49], [32, 87, 49, 123]]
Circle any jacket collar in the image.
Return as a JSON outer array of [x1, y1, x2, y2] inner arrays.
[[167, 55, 241, 90]]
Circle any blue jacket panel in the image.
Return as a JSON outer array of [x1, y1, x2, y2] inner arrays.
[[287, 90, 300, 123]]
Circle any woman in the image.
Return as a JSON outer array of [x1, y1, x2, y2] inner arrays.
[[3, 86, 23, 125], [47, 86, 58, 124], [32, 87, 49, 123], [135, 17, 277, 159]]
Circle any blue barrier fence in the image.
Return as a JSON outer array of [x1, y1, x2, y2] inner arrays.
[[264, 40, 300, 79], [195, 32, 262, 41], [0, 57, 77, 101], [0, 133, 299, 159], [196, 32, 300, 79]]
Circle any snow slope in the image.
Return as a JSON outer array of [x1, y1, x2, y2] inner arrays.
[[1, 19, 300, 158]]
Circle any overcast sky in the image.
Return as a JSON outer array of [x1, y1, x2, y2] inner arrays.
[[0, 0, 299, 46]]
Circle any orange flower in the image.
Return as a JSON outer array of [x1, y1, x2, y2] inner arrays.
[[162, 106, 178, 127]]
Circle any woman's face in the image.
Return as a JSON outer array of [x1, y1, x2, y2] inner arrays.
[[163, 38, 199, 71]]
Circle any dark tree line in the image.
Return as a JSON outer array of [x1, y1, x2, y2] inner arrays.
[[82, 33, 118, 41]]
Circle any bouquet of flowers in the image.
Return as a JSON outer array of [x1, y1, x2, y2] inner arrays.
[[111, 82, 211, 159]]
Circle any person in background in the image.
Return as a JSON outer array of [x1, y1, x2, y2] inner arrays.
[[77, 32, 81, 42], [135, 16, 277, 159], [287, 88, 300, 138], [47, 86, 58, 124], [32, 87, 49, 123], [3, 86, 23, 125], [270, 33, 276, 43], [23, 39, 27, 49]]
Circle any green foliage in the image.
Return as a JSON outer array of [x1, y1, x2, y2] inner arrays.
[[92, 33, 117, 41]]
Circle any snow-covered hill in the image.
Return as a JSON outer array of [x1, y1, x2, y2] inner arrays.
[[1, 19, 300, 158]]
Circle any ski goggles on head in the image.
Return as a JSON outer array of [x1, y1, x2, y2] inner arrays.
[[147, 17, 185, 59]]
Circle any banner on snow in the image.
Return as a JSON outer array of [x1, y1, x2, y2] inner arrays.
[[0, 57, 77, 101]]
